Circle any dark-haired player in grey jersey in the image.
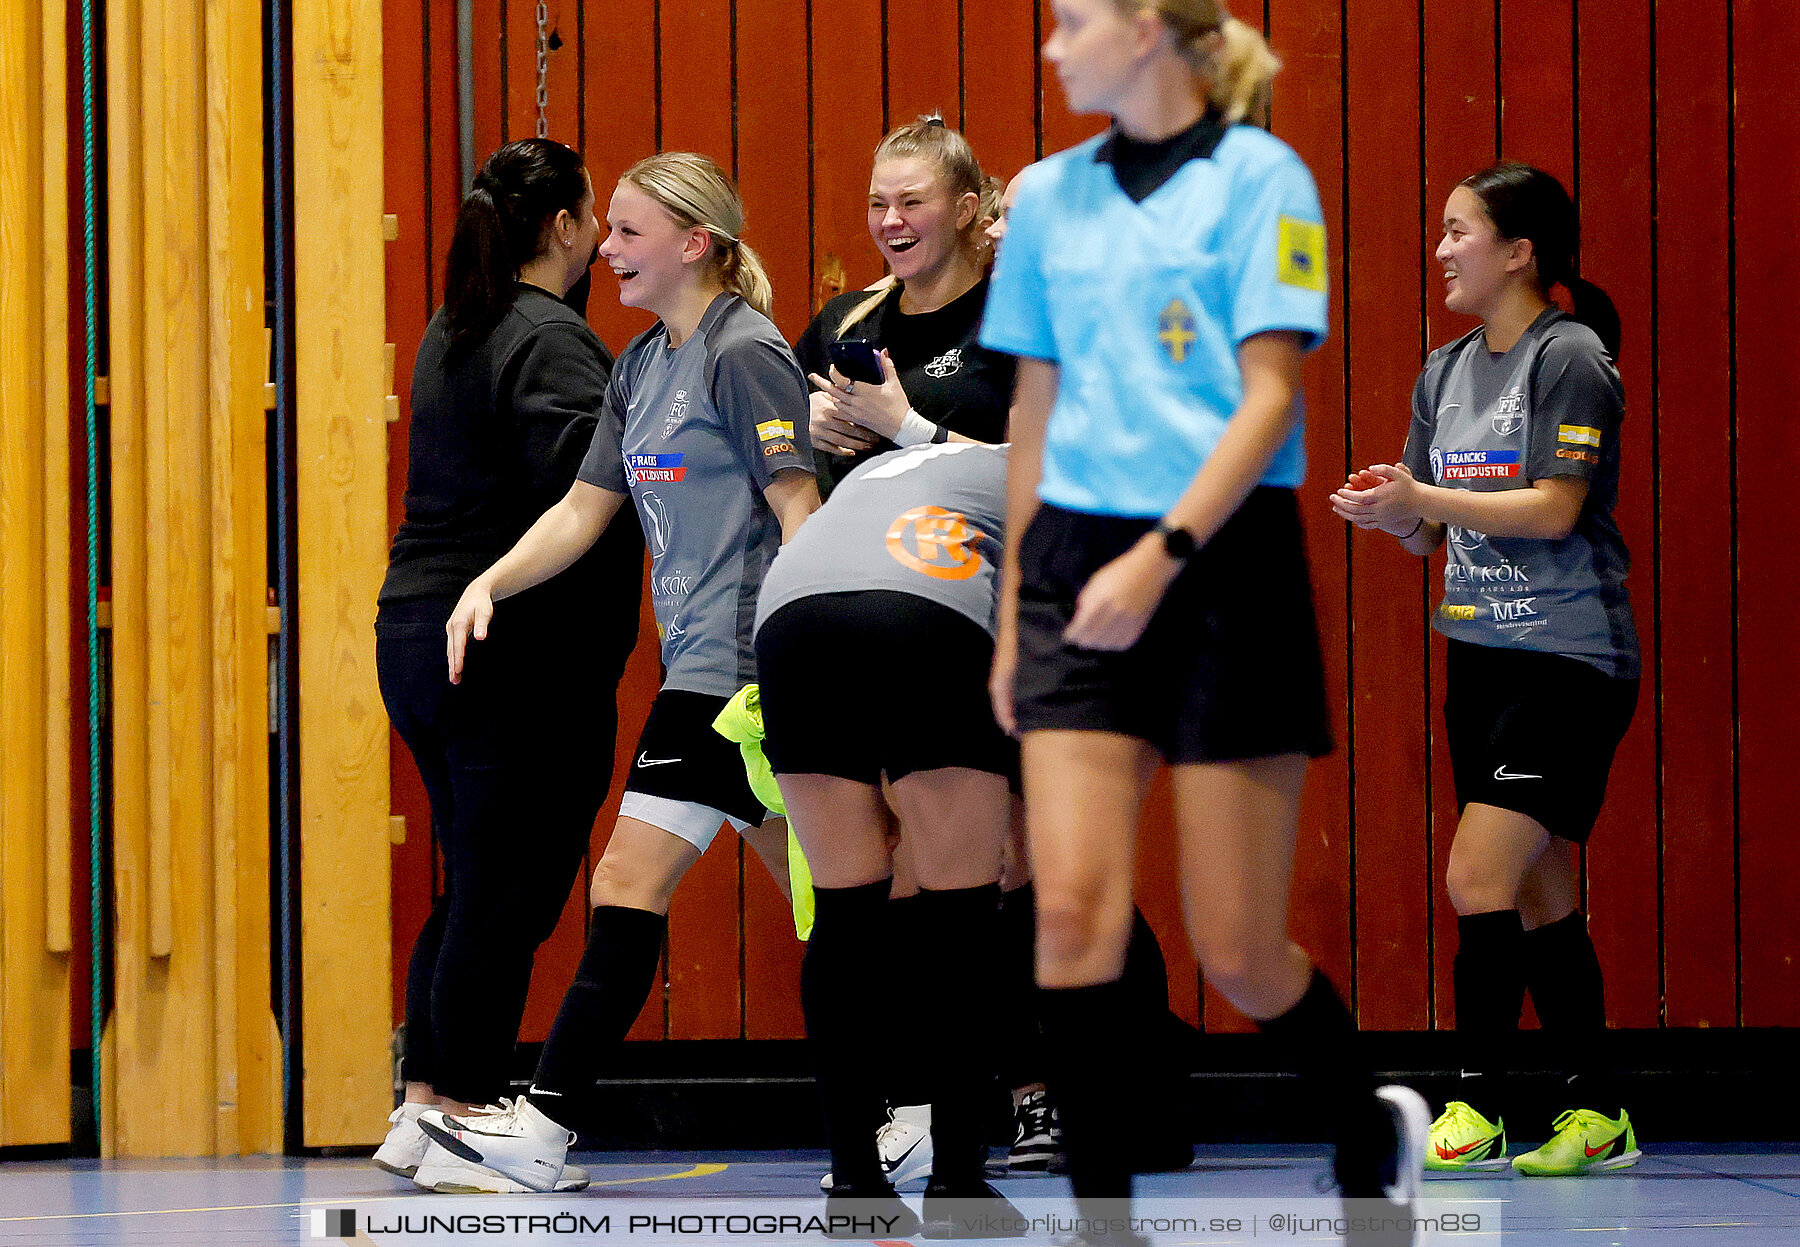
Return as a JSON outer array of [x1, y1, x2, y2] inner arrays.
[[1334, 162, 1642, 1179]]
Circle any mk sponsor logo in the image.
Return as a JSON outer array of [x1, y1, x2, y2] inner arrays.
[[1489, 596, 1539, 622]]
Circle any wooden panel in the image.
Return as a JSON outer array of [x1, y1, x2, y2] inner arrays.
[[96, 0, 276, 1157], [102, 0, 148, 1152], [1570, 0, 1657, 1030], [203, 0, 279, 1149], [737, 0, 809, 1043], [655, 0, 741, 1043], [1497, 0, 1573, 182], [375, 0, 1773, 1043], [1343, 0, 1430, 1031], [735, 0, 811, 342], [471, 0, 503, 156], [383, 0, 438, 1031], [1733, 0, 1800, 1028], [1421, 0, 1496, 1029], [657, 0, 732, 162], [578, 0, 657, 352], [294, 0, 395, 1145], [812, 0, 888, 296], [1269, 0, 1353, 1030], [959, 0, 1038, 183], [887, 0, 961, 129], [0, 0, 74, 1146]]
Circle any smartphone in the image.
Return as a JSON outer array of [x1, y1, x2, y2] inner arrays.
[[827, 338, 885, 386]]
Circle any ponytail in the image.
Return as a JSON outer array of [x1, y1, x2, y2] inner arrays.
[[1565, 276, 1622, 360], [1207, 18, 1280, 124], [1460, 162, 1623, 360], [442, 138, 590, 358], [443, 183, 514, 356], [1128, 2, 1281, 126], [720, 239, 775, 320]]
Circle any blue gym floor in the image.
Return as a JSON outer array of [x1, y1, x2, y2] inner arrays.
[[2, 1145, 1796, 1245]]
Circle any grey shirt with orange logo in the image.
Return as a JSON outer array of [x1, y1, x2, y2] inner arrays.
[[754, 443, 1009, 639], [579, 293, 813, 696], [1402, 307, 1638, 678]]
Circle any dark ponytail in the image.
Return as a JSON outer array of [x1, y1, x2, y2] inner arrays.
[[1460, 162, 1622, 359], [443, 138, 590, 357]]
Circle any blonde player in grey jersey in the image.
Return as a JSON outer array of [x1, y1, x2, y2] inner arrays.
[[1333, 162, 1641, 1180], [421, 152, 819, 1193]]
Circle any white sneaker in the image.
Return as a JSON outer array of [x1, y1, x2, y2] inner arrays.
[[819, 1104, 933, 1192], [418, 1098, 573, 1193], [1376, 1086, 1430, 1207], [374, 1103, 431, 1179], [413, 1140, 591, 1193]]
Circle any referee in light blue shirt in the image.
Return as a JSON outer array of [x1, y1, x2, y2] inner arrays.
[[980, 1, 1427, 1241]]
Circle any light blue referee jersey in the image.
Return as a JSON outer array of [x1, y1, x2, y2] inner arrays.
[[980, 124, 1330, 516]]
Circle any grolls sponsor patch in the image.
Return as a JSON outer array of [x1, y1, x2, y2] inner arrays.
[[756, 419, 795, 443], [1440, 449, 1521, 479], [761, 441, 795, 457], [1558, 424, 1602, 447], [1555, 448, 1599, 465], [628, 452, 687, 483]]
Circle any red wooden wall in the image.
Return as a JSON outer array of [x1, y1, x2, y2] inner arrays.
[[379, 0, 1800, 1043]]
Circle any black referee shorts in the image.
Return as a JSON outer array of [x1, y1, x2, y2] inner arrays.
[[1444, 638, 1638, 844], [756, 590, 1017, 784], [1012, 487, 1333, 765]]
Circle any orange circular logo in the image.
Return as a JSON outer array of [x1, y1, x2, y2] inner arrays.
[[885, 506, 984, 580]]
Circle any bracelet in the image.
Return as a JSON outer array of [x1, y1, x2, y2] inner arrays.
[[1398, 517, 1424, 539], [893, 408, 942, 447]]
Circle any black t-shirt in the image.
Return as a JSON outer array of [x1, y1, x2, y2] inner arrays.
[[794, 277, 1016, 496], [378, 285, 643, 653]]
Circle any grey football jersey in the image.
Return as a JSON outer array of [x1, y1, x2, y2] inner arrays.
[[579, 294, 813, 695], [1403, 308, 1638, 677], [755, 443, 1009, 638]]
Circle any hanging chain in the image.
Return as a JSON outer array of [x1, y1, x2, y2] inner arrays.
[[535, 2, 550, 138]]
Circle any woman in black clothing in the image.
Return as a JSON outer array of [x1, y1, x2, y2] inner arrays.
[[372, 138, 642, 1192], [796, 115, 1015, 497]]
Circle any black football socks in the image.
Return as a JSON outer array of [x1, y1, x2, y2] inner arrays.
[[527, 904, 668, 1117]]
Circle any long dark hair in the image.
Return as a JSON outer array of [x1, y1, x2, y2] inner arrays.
[[1460, 162, 1621, 359], [443, 138, 590, 357]]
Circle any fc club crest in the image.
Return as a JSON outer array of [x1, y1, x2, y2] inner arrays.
[[1492, 388, 1526, 436], [664, 389, 689, 437]]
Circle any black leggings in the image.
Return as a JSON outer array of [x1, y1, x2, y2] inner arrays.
[[377, 595, 622, 1106]]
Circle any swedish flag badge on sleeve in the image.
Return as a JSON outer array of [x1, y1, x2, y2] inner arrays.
[[1276, 215, 1326, 291]]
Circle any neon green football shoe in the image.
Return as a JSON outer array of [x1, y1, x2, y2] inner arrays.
[[1424, 1100, 1509, 1171], [1511, 1108, 1640, 1176]]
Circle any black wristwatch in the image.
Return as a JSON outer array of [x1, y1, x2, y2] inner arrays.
[[1152, 519, 1197, 562]]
